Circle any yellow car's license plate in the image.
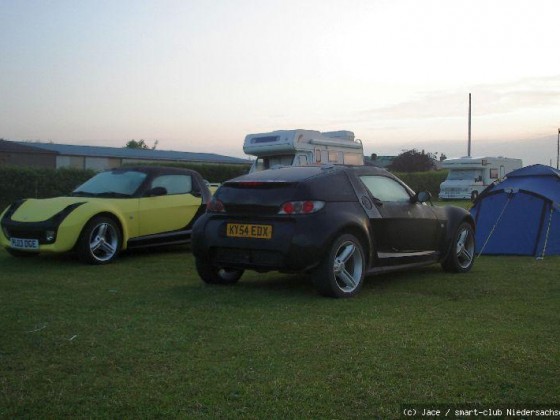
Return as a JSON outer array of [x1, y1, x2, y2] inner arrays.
[[226, 223, 272, 239]]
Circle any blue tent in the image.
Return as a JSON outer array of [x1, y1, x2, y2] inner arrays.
[[470, 164, 560, 257]]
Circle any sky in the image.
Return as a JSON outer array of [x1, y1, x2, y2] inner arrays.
[[1, 0, 559, 165]]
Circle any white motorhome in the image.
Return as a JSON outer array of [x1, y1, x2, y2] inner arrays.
[[439, 156, 523, 201], [243, 129, 364, 172]]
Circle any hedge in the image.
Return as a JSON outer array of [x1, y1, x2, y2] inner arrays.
[[121, 162, 250, 183], [0, 167, 95, 210], [391, 170, 448, 197], [0, 163, 251, 211], [0, 165, 445, 211]]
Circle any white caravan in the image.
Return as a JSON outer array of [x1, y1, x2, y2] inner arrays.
[[243, 129, 364, 172], [439, 156, 523, 201]]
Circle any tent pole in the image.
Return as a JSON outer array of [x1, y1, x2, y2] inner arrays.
[[537, 205, 554, 260], [556, 128, 560, 169], [477, 196, 512, 257]]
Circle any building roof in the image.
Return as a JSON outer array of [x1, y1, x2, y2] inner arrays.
[[14, 141, 250, 165], [0, 139, 57, 155]]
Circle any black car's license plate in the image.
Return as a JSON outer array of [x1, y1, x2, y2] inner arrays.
[[226, 223, 272, 239]]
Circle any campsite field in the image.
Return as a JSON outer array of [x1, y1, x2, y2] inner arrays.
[[1, 246, 558, 418]]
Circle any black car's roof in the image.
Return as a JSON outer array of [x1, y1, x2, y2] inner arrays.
[[227, 165, 395, 184], [226, 166, 336, 183]]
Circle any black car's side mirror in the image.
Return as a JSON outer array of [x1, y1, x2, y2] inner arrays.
[[145, 186, 167, 197], [414, 191, 432, 204]]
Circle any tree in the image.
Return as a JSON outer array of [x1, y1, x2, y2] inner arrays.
[[125, 139, 158, 150], [388, 149, 436, 172]]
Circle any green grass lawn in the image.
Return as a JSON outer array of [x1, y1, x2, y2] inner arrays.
[[435, 199, 473, 210], [1, 247, 558, 418]]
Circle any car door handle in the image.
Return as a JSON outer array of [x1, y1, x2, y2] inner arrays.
[[372, 197, 383, 207]]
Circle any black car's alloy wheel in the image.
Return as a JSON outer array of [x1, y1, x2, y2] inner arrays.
[[77, 216, 122, 264], [442, 222, 475, 273], [313, 233, 365, 298], [195, 257, 244, 285]]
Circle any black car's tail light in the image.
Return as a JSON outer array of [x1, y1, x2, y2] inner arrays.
[[207, 198, 225, 213], [278, 201, 325, 215]]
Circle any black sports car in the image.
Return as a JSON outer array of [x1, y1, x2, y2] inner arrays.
[[192, 165, 475, 297]]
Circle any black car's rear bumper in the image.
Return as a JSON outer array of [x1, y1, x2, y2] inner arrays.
[[192, 211, 341, 272]]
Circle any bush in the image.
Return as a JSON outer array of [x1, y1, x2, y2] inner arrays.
[[388, 149, 436, 172]]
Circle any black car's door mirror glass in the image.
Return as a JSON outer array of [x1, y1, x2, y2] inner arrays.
[[415, 191, 432, 203]]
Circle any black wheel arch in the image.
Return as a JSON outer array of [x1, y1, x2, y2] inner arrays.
[[323, 219, 373, 269], [441, 207, 475, 260]]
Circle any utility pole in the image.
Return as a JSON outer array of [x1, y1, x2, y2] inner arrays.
[[468, 93, 472, 157]]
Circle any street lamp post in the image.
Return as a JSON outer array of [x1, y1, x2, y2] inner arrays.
[[468, 93, 472, 157]]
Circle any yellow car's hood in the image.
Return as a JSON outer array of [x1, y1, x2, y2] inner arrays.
[[8, 197, 120, 222]]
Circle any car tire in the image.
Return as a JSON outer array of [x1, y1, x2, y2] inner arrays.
[[312, 233, 365, 298], [6, 248, 39, 258], [77, 216, 122, 265], [195, 257, 244, 285], [442, 222, 475, 273]]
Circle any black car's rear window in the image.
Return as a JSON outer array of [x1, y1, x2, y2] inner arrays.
[[219, 167, 356, 203], [217, 181, 298, 209]]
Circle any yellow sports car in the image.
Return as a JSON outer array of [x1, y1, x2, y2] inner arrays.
[[0, 166, 211, 264]]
